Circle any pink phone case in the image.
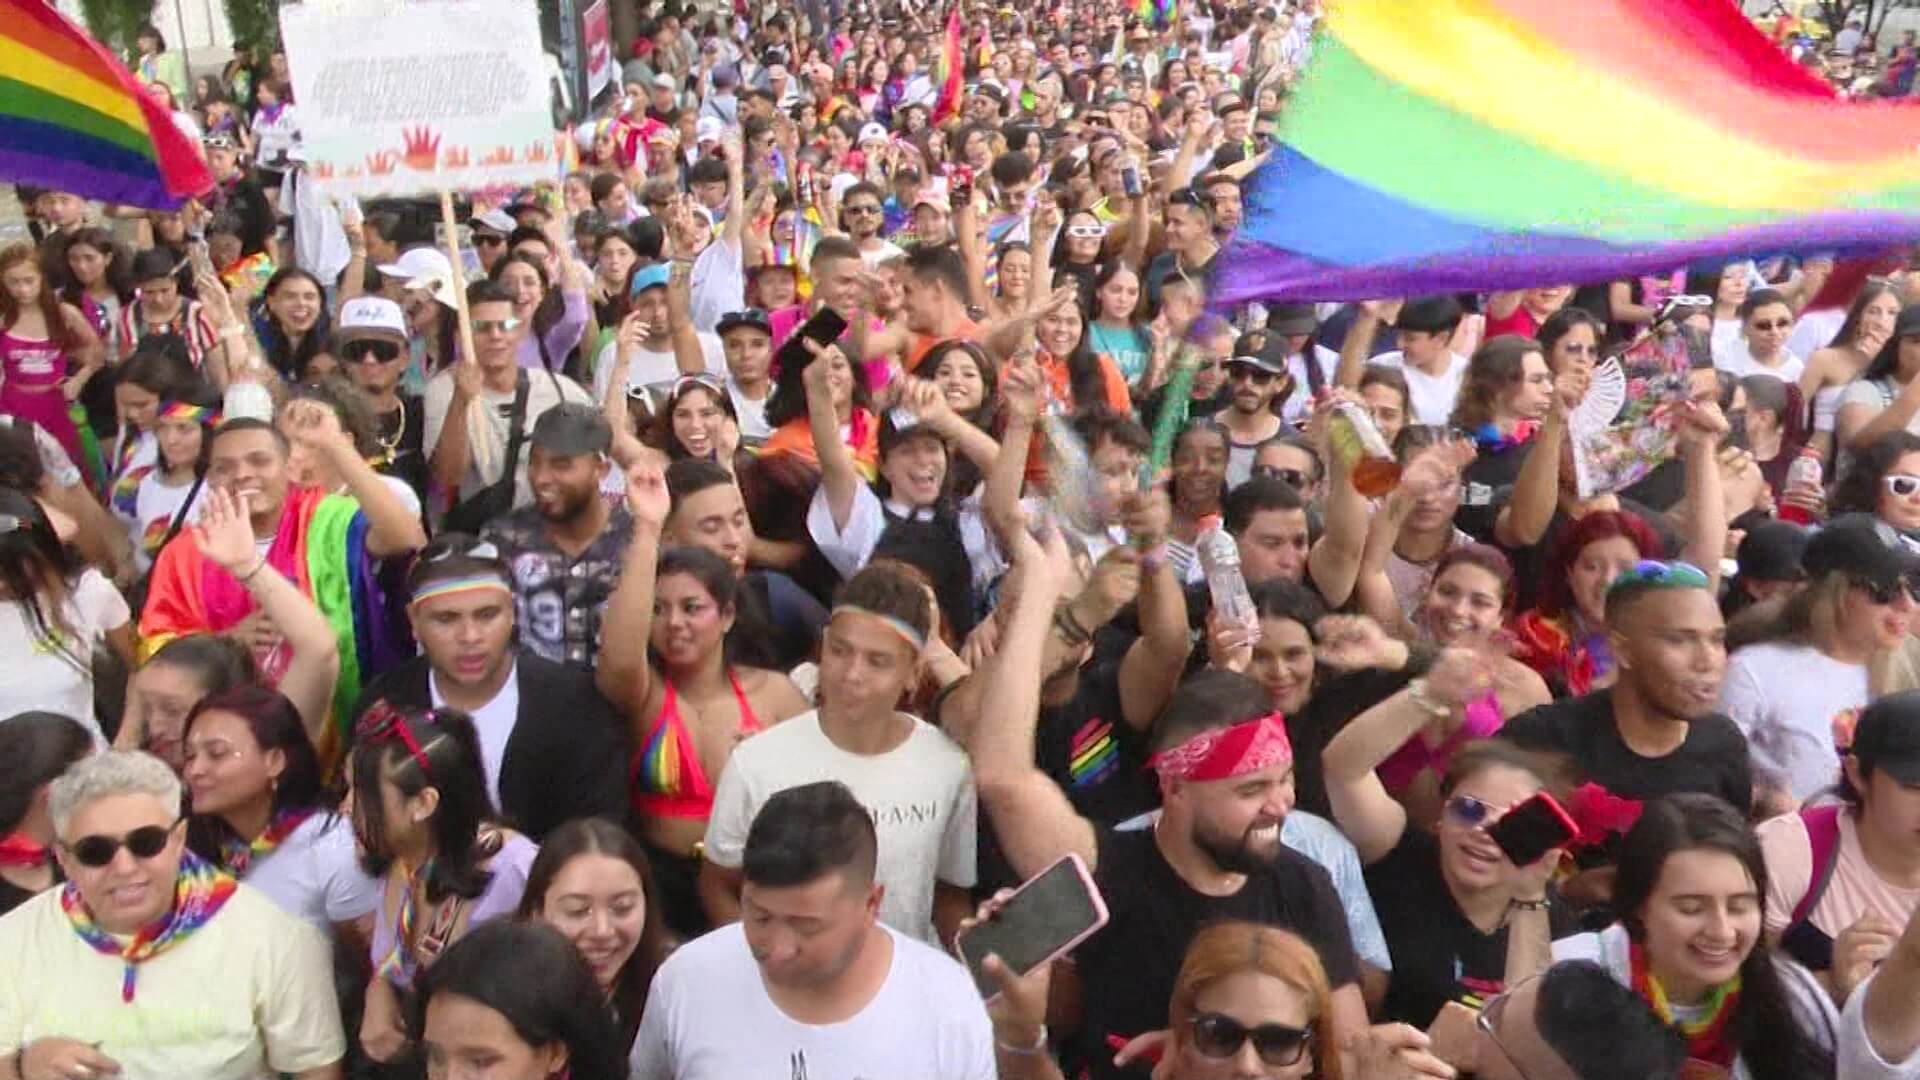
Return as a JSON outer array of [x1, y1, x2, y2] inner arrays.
[[955, 852, 1110, 999]]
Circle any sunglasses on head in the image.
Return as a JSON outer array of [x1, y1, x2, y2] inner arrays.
[[1886, 473, 1920, 498], [354, 702, 439, 777], [420, 536, 502, 564], [346, 339, 402, 364], [1188, 1013, 1313, 1067], [65, 821, 178, 868]]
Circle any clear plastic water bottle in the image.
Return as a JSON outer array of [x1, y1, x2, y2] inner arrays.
[[1199, 527, 1261, 644], [1780, 448, 1822, 525]]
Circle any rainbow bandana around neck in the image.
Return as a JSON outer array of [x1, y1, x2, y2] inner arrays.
[[410, 574, 513, 608], [1149, 713, 1293, 791]]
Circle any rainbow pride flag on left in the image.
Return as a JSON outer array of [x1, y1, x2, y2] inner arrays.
[[0, 0, 212, 208]]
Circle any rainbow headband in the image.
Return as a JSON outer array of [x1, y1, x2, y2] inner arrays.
[[1149, 713, 1293, 789], [410, 574, 513, 607], [830, 604, 927, 653], [157, 402, 220, 426]]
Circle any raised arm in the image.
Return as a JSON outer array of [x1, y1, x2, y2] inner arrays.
[[1335, 300, 1397, 389], [801, 337, 862, 529], [1677, 400, 1730, 592], [1495, 359, 1587, 549], [191, 484, 342, 740], [665, 247, 706, 376], [722, 132, 749, 250], [282, 399, 427, 559], [1304, 392, 1371, 607], [982, 349, 1041, 542], [1116, 491, 1192, 731], [595, 458, 669, 717], [1317, 619, 1449, 864], [429, 359, 482, 492], [895, 376, 998, 476], [964, 518, 1099, 878]]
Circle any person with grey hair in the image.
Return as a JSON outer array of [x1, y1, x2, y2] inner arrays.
[[0, 750, 345, 1080]]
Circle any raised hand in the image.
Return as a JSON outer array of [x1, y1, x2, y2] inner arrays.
[[1314, 614, 1403, 672], [625, 454, 672, 531], [192, 485, 258, 574], [280, 398, 353, 454]]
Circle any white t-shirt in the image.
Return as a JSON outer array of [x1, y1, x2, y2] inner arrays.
[[859, 239, 907, 271], [1719, 642, 1869, 802], [728, 379, 771, 440], [1370, 350, 1468, 425], [703, 710, 977, 943], [0, 568, 129, 741], [629, 922, 994, 1080], [688, 236, 748, 335], [591, 333, 727, 398], [117, 469, 203, 572], [1281, 343, 1342, 425], [244, 812, 382, 932], [422, 368, 594, 508], [431, 663, 519, 805], [1788, 308, 1847, 362], [1714, 340, 1806, 383]]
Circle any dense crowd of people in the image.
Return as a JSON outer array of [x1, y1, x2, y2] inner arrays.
[[7, 0, 1920, 1078]]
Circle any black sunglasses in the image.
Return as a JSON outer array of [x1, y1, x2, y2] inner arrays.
[[65, 821, 178, 868], [346, 339, 402, 364], [1253, 465, 1310, 489], [1188, 1013, 1313, 1067], [1854, 573, 1920, 606]]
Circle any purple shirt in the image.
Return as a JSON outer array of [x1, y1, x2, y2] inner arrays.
[[515, 289, 589, 371]]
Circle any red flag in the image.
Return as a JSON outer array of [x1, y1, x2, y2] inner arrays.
[[932, 10, 963, 124]]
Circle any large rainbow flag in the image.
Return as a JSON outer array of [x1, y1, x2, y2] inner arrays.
[[931, 10, 964, 124], [1216, 0, 1920, 304], [0, 0, 212, 208]]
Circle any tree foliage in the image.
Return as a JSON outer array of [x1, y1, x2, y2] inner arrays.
[[223, 0, 281, 51], [1809, 0, 1920, 37], [78, 0, 152, 53]]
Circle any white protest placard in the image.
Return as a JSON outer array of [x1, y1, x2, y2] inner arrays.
[[281, 0, 556, 199]]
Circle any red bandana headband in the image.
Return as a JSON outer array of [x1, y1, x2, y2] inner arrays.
[[1149, 713, 1293, 789]]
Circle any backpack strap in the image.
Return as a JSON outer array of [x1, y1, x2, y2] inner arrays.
[[1789, 804, 1845, 929]]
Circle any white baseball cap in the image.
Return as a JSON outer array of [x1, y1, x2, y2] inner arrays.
[[858, 122, 889, 145], [695, 116, 725, 144], [336, 296, 409, 344], [377, 248, 457, 309]]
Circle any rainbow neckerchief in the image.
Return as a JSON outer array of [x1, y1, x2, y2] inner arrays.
[[60, 847, 237, 1002], [217, 807, 314, 878], [378, 857, 435, 982]]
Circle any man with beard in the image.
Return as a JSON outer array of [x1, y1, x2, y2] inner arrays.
[[480, 403, 632, 669], [354, 535, 628, 841], [1500, 562, 1751, 909], [1215, 348, 1289, 489], [631, 781, 993, 1079], [967, 523, 1366, 1080]]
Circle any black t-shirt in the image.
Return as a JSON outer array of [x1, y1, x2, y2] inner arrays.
[[981, 658, 1159, 893], [1365, 829, 1577, 1028], [1076, 827, 1359, 1079], [375, 395, 429, 510], [1456, 439, 1529, 543], [1501, 689, 1754, 832], [1287, 664, 1425, 820]]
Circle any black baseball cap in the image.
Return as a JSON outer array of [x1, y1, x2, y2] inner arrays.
[[716, 308, 773, 336], [1849, 690, 1920, 785], [1230, 330, 1288, 375], [1265, 303, 1319, 337], [1803, 514, 1920, 594], [1734, 520, 1810, 584], [529, 402, 612, 456]]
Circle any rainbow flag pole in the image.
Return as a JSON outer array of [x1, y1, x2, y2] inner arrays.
[[0, 0, 212, 208], [1216, 0, 1920, 304], [931, 8, 964, 124]]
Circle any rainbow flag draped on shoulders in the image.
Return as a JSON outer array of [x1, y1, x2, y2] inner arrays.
[[0, 0, 212, 208], [1216, 0, 1920, 304], [139, 487, 408, 754]]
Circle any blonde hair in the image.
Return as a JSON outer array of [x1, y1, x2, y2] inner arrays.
[[1167, 922, 1342, 1080]]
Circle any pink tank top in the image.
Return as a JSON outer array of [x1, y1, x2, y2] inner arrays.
[[0, 329, 67, 392]]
